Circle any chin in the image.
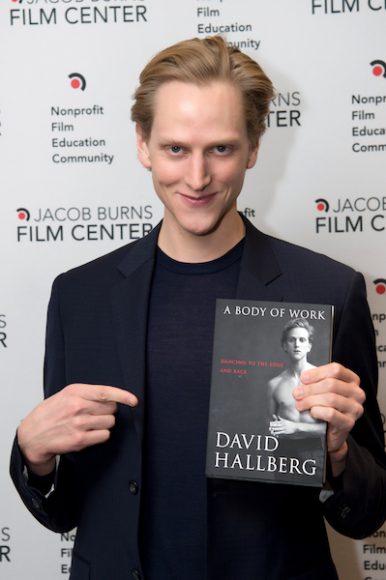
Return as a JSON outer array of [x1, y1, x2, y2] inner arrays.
[[180, 213, 229, 238]]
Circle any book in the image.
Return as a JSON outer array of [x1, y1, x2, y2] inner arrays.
[[206, 299, 334, 487]]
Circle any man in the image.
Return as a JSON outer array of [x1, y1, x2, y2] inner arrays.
[[10, 36, 386, 580], [268, 318, 325, 439]]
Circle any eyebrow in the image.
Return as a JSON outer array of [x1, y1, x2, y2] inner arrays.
[[157, 138, 242, 149]]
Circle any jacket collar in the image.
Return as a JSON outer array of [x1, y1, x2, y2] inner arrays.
[[115, 215, 283, 290], [116, 220, 162, 278]]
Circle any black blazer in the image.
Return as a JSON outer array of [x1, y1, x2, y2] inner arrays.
[[11, 218, 386, 580]]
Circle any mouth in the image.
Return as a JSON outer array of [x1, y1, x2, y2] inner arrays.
[[178, 192, 217, 206]]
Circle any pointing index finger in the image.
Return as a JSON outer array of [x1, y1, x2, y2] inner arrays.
[[85, 384, 139, 407]]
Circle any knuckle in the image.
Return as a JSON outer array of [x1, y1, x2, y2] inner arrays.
[[355, 402, 364, 419], [309, 407, 320, 421], [64, 383, 80, 395], [63, 384, 73, 394], [329, 362, 342, 378], [346, 416, 356, 432], [72, 414, 86, 429], [67, 398, 84, 416], [98, 387, 110, 402], [100, 429, 111, 442], [103, 416, 115, 430], [324, 378, 337, 394], [324, 407, 336, 423], [325, 393, 338, 407], [324, 381, 335, 393], [72, 431, 87, 450], [357, 386, 366, 404], [62, 386, 84, 414]]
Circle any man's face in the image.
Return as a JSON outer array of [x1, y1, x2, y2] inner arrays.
[[283, 328, 312, 361], [136, 80, 258, 240]]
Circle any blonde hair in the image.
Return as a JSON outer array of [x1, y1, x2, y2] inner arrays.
[[131, 36, 274, 146]]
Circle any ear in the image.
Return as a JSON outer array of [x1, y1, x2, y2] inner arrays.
[[136, 123, 152, 169], [246, 142, 259, 169]]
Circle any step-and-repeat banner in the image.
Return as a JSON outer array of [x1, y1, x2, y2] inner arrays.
[[1, 1, 385, 578]]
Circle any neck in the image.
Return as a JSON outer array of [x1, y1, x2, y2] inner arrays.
[[287, 360, 310, 378], [158, 211, 245, 263]]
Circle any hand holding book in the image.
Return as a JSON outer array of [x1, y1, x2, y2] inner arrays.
[[294, 363, 365, 477]]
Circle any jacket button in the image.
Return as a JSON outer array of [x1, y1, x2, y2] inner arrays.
[[131, 568, 141, 580], [339, 504, 351, 519], [129, 480, 139, 495], [31, 497, 42, 511]]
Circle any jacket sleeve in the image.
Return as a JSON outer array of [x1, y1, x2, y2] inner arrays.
[[10, 275, 81, 533], [322, 271, 386, 538]]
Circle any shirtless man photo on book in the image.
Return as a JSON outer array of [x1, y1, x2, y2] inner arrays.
[[268, 319, 325, 440]]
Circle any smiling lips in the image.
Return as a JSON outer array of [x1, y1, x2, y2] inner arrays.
[[178, 192, 217, 206]]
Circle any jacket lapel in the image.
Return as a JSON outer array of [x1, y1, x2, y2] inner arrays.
[[109, 224, 161, 437], [236, 217, 284, 301]]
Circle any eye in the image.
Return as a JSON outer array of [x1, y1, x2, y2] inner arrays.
[[214, 144, 230, 155], [168, 145, 183, 155]]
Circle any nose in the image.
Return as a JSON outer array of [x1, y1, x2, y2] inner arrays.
[[185, 153, 211, 191]]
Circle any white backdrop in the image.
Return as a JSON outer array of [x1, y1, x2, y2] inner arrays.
[[1, 1, 385, 578]]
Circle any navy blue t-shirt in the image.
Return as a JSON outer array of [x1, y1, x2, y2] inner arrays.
[[141, 240, 243, 579]]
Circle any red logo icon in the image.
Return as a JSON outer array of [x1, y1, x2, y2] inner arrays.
[[370, 60, 386, 78], [315, 198, 329, 212], [16, 207, 30, 221], [68, 73, 86, 91], [373, 279, 386, 295]]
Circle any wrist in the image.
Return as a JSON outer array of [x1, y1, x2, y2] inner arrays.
[[17, 425, 56, 476], [329, 441, 348, 478], [25, 456, 57, 477]]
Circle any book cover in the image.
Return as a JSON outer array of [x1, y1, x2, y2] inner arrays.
[[206, 299, 334, 487]]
